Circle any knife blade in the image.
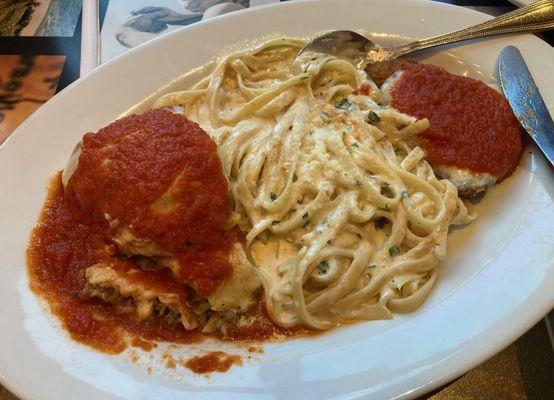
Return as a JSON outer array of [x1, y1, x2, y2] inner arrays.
[[498, 45, 554, 167]]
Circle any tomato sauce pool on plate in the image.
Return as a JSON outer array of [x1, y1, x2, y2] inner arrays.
[[27, 110, 305, 354]]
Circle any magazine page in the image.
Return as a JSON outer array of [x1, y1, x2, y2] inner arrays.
[[0, 0, 84, 142], [101, 0, 281, 63], [0, 0, 81, 36]]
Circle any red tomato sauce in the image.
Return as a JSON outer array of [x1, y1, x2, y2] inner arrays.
[[390, 63, 523, 179], [27, 110, 235, 352], [353, 85, 371, 96], [185, 352, 242, 374], [66, 109, 233, 295]]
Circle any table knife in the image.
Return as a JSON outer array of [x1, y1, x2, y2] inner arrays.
[[498, 45, 554, 167]]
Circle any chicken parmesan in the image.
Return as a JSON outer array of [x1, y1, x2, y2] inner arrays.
[[376, 61, 523, 197]]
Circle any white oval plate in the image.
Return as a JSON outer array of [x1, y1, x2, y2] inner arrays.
[[1, 1, 553, 399]]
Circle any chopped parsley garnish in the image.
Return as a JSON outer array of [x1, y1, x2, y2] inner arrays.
[[368, 111, 380, 124], [389, 245, 400, 257], [351, 142, 359, 147], [317, 260, 330, 275], [369, 265, 376, 269], [270, 192, 277, 201], [401, 191, 409, 199], [271, 220, 279, 226], [335, 98, 351, 110], [374, 217, 388, 230], [326, 240, 332, 245], [301, 213, 310, 228]]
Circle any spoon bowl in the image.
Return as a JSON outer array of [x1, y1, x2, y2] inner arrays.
[[299, 30, 383, 68]]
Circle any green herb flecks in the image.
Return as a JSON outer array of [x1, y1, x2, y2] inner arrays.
[[335, 98, 351, 110], [368, 111, 380, 124], [389, 245, 400, 257], [317, 260, 330, 275]]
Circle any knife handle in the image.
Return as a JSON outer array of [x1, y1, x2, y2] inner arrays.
[[392, 0, 554, 58]]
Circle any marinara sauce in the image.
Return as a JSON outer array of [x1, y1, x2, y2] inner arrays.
[[27, 110, 236, 352], [390, 63, 523, 179], [185, 352, 242, 374], [66, 109, 234, 295]]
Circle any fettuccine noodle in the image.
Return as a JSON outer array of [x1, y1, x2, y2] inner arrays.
[[153, 38, 474, 330]]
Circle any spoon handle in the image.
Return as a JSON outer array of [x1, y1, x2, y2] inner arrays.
[[389, 0, 554, 59]]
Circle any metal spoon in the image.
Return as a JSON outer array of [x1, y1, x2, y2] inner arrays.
[[298, 0, 554, 68]]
